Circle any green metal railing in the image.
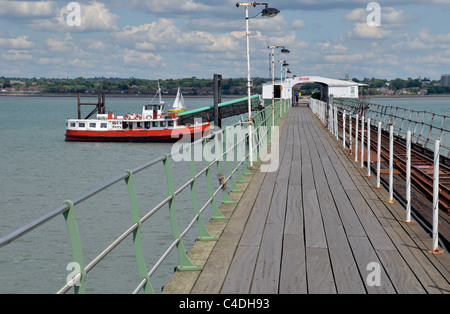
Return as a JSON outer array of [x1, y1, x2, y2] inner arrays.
[[0, 96, 291, 294]]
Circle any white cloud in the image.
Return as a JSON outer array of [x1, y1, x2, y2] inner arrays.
[[114, 18, 241, 53], [128, 0, 211, 14], [2, 49, 32, 61], [123, 49, 164, 67], [32, 2, 120, 32], [347, 23, 392, 39], [317, 42, 348, 53], [325, 54, 364, 63], [345, 6, 411, 27], [46, 34, 75, 52], [0, 1, 56, 18], [292, 20, 307, 29], [0, 35, 34, 49]]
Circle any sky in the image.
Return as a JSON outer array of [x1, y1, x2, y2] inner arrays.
[[0, 0, 450, 81]]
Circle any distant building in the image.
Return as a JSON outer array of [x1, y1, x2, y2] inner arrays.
[[441, 74, 450, 87]]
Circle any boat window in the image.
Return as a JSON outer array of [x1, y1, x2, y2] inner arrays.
[[145, 122, 150, 129], [79, 123, 85, 128], [123, 122, 128, 129], [160, 121, 166, 128], [137, 122, 142, 128], [168, 121, 174, 127], [70, 122, 76, 127], [89, 123, 96, 128], [100, 123, 107, 128], [152, 121, 158, 128]]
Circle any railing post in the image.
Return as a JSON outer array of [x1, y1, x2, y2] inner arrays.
[[188, 145, 219, 241], [361, 115, 365, 169], [376, 121, 382, 189], [343, 110, 346, 148], [203, 138, 228, 221], [224, 127, 243, 193], [61, 200, 86, 294], [328, 103, 332, 131], [355, 114, 359, 162], [431, 140, 443, 254], [405, 131, 412, 223], [124, 170, 154, 294], [163, 155, 203, 271], [349, 111, 353, 152], [335, 106, 338, 140], [388, 125, 395, 203], [367, 118, 371, 177]]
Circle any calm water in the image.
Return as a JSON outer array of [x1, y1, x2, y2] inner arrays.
[[0, 95, 448, 294], [371, 96, 450, 152], [0, 95, 239, 294]]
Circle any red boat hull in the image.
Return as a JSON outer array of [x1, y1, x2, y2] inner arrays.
[[65, 123, 210, 142]]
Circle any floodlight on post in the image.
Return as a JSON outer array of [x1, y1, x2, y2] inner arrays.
[[236, 2, 280, 170]]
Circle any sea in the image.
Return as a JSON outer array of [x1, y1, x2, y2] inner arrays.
[[0, 95, 448, 294]]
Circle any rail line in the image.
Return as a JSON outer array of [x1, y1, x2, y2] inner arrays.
[[311, 97, 450, 250], [344, 116, 450, 214], [336, 110, 450, 249]]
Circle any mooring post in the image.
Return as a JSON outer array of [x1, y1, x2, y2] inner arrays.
[[214, 74, 223, 129]]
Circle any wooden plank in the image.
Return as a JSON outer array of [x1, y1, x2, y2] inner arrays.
[[251, 223, 284, 294], [220, 246, 259, 294], [238, 125, 289, 246], [284, 185, 303, 236], [326, 225, 367, 294], [301, 116, 328, 249], [190, 169, 266, 294], [346, 189, 397, 251], [279, 234, 307, 294], [306, 248, 336, 294], [377, 250, 427, 294], [347, 236, 396, 294]]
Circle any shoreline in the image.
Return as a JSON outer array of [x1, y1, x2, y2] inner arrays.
[[369, 94, 450, 99], [0, 93, 245, 99], [1, 93, 450, 99]]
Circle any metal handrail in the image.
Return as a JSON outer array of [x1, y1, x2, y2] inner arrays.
[[0, 97, 292, 294]]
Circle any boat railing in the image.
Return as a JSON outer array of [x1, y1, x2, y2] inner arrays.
[[0, 96, 292, 294], [333, 98, 450, 158]]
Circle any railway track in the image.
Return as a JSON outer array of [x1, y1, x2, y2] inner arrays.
[[336, 113, 450, 249], [337, 114, 450, 214]]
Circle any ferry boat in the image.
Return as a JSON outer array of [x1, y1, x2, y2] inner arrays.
[[65, 88, 210, 142]]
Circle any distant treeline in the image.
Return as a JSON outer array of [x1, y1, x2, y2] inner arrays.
[[1, 76, 449, 95], [0, 76, 269, 95]]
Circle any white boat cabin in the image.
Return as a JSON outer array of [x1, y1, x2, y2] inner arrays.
[[66, 104, 181, 131]]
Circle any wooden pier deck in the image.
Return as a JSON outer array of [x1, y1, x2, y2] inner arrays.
[[164, 106, 450, 294]]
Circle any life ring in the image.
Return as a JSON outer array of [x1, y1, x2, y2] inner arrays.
[[145, 115, 151, 120], [137, 114, 142, 120], [125, 114, 130, 120]]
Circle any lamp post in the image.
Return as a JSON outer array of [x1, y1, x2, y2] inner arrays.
[[236, 2, 280, 169], [278, 60, 289, 116], [268, 45, 290, 127]]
